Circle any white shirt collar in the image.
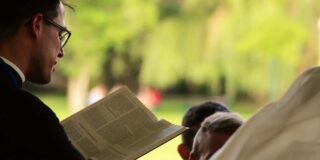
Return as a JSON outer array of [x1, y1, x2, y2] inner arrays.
[[0, 56, 26, 83]]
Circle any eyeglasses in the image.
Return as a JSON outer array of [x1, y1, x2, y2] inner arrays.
[[44, 18, 71, 48]]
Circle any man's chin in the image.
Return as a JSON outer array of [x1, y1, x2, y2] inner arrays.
[[27, 76, 51, 85]]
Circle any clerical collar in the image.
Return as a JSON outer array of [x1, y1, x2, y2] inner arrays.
[[0, 56, 25, 83]]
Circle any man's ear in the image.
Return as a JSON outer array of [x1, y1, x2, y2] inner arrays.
[[178, 144, 190, 160], [30, 13, 44, 39]]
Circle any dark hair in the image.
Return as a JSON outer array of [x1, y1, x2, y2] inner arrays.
[[181, 101, 230, 151], [0, 0, 71, 41]]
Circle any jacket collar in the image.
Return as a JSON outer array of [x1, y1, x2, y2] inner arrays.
[[0, 58, 23, 89]]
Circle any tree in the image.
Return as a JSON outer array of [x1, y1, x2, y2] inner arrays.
[[60, 0, 320, 110], [60, 0, 158, 112], [139, 0, 315, 102]]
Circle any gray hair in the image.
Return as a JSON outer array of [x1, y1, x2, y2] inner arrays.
[[190, 112, 243, 160], [201, 112, 243, 135]]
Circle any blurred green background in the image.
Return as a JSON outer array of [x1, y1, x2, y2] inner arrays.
[[27, 0, 320, 159]]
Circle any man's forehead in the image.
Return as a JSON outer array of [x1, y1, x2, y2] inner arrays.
[[54, 2, 65, 25], [59, 2, 65, 15]]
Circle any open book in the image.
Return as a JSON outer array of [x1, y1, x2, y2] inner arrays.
[[62, 86, 187, 160]]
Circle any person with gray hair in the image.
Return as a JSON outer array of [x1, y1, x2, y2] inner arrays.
[[177, 102, 230, 160], [189, 112, 243, 160]]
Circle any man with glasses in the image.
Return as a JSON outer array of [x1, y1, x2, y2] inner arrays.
[[0, 0, 84, 160]]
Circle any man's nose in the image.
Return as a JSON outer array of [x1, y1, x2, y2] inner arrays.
[[58, 48, 64, 58]]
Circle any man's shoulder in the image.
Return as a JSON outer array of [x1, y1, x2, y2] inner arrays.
[[2, 89, 43, 106], [1, 89, 58, 120], [0, 89, 85, 160]]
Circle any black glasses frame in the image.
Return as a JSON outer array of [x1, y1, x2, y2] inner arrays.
[[44, 18, 71, 48]]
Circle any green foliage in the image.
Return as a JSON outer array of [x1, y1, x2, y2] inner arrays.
[[227, 0, 308, 98], [139, 0, 315, 101], [59, 0, 158, 80], [59, 0, 320, 101]]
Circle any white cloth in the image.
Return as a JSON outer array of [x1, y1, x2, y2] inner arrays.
[[210, 67, 320, 160]]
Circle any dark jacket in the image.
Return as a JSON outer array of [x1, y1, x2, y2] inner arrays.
[[0, 59, 85, 160]]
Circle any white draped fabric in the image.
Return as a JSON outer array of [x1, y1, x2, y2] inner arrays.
[[210, 67, 320, 160]]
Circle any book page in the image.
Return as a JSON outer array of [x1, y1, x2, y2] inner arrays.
[[92, 119, 185, 160], [62, 87, 186, 160]]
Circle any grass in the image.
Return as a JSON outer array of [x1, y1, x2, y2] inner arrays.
[[35, 92, 260, 160]]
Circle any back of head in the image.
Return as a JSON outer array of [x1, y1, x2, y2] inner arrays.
[[0, 0, 61, 42], [191, 112, 243, 160], [181, 101, 230, 151], [201, 112, 243, 135]]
